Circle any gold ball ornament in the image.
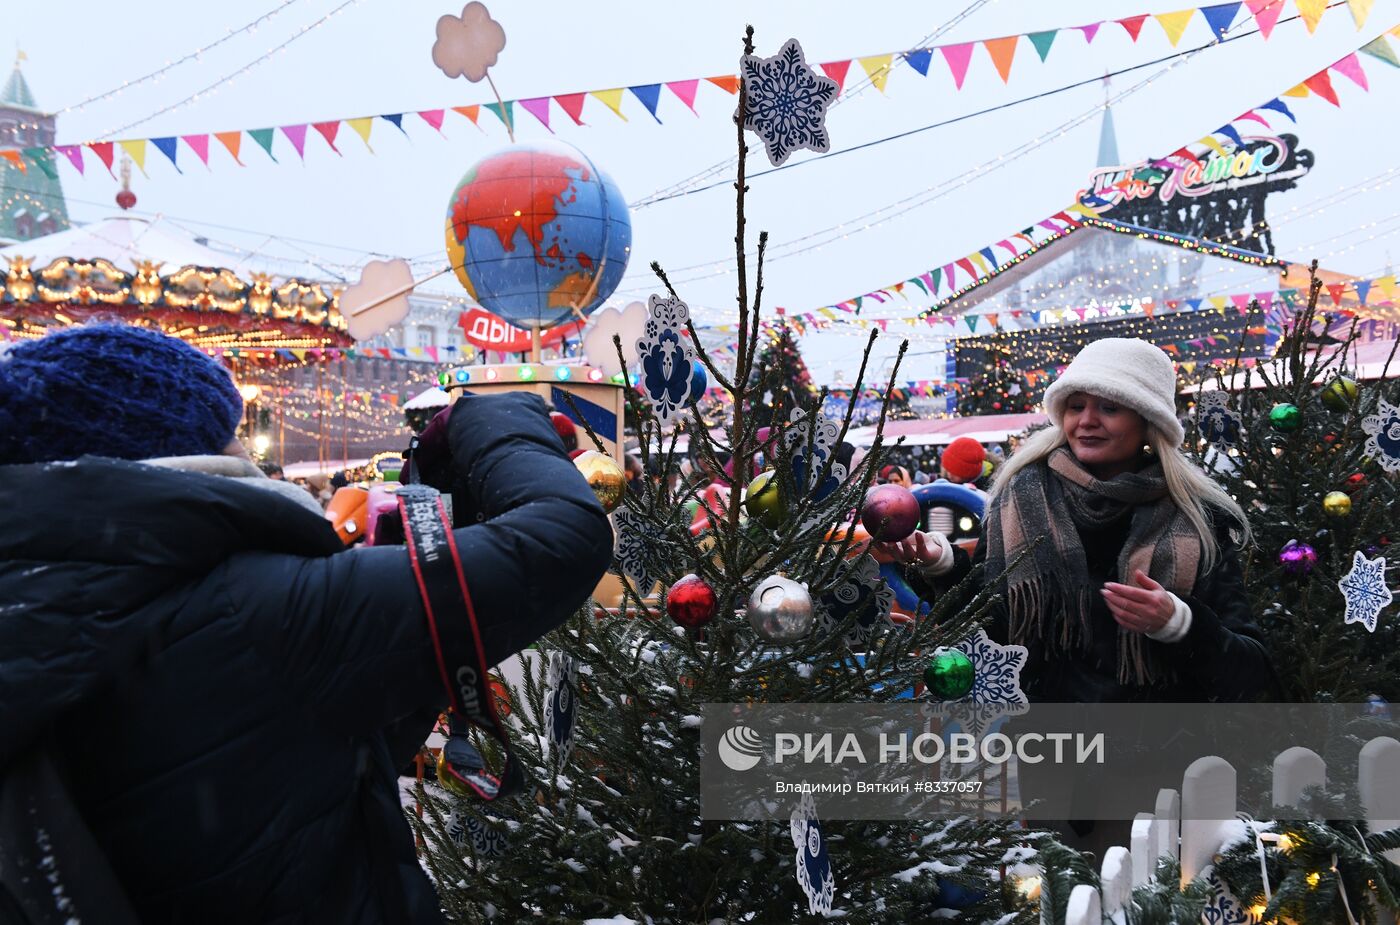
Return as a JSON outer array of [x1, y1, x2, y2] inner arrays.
[[573, 450, 626, 514], [744, 469, 787, 529], [1323, 490, 1352, 517], [1321, 376, 1359, 412]]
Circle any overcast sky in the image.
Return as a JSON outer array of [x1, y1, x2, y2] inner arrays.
[[10, 0, 1400, 383]]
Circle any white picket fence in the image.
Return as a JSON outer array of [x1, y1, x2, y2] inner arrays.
[[1053, 736, 1400, 925]]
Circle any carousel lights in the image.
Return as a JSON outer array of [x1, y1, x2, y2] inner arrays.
[[485, 368, 499, 381], [517, 365, 536, 381], [588, 368, 604, 382], [554, 365, 572, 381], [238, 383, 262, 403]]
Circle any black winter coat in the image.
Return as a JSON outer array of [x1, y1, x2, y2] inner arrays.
[[0, 392, 613, 924], [908, 506, 1278, 703]]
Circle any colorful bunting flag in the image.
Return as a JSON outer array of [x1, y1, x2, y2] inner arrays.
[[86, 141, 116, 175], [940, 43, 975, 89], [1027, 30, 1058, 61], [591, 88, 628, 120], [1244, 0, 1284, 38], [119, 138, 148, 175], [182, 134, 210, 167], [1347, 0, 1374, 28], [451, 105, 482, 128], [1118, 14, 1150, 41], [520, 97, 554, 132], [484, 101, 514, 131], [820, 60, 853, 92], [381, 113, 408, 135], [1078, 22, 1103, 43], [1360, 35, 1400, 67], [54, 144, 84, 173], [1155, 9, 1197, 46], [1303, 68, 1341, 105], [151, 137, 182, 173], [904, 48, 933, 76], [555, 93, 588, 125], [1201, 2, 1242, 38], [629, 84, 663, 122], [214, 132, 243, 165], [1331, 52, 1369, 90], [1296, 0, 1327, 33], [983, 36, 1019, 82], [706, 75, 740, 94], [859, 54, 895, 93], [280, 124, 308, 161], [666, 79, 700, 113], [0, 150, 23, 173], [312, 121, 343, 154], [1258, 97, 1295, 120], [419, 109, 446, 133], [346, 117, 374, 150], [248, 128, 278, 161]]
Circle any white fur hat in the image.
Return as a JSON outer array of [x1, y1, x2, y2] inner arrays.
[[1042, 338, 1184, 446]]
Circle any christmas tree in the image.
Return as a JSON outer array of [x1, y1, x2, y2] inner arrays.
[[956, 330, 1037, 416], [1185, 266, 1400, 703], [410, 28, 1044, 923]]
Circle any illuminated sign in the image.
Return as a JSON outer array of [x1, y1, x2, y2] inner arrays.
[[457, 307, 584, 352]]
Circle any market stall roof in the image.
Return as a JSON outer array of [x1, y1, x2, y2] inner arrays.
[[0, 215, 232, 275], [845, 412, 1048, 447], [1186, 338, 1399, 393]]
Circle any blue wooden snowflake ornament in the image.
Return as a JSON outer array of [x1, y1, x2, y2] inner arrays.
[[1197, 391, 1242, 451], [547, 651, 579, 764], [738, 38, 839, 168], [1361, 397, 1400, 473], [814, 556, 894, 649], [790, 791, 836, 915], [635, 293, 697, 427], [1339, 549, 1392, 633]]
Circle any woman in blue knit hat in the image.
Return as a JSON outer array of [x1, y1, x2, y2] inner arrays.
[[0, 324, 612, 924]]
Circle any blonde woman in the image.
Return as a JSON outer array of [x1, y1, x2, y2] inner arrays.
[[883, 338, 1276, 703]]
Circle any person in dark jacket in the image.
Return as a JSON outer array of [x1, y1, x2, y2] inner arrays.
[[0, 324, 613, 924], [881, 337, 1276, 704]]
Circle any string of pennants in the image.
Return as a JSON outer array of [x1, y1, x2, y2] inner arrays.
[[815, 23, 1400, 321], [198, 343, 476, 361], [0, 1, 1371, 177]]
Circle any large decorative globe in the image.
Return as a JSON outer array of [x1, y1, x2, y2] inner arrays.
[[444, 141, 632, 329]]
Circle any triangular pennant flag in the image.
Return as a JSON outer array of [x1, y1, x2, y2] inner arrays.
[[22, 149, 55, 179], [248, 128, 278, 161], [1283, 82, 1311, 97], [451, 105, 482, 128], [1303, 69, 1341, 105], [666, 79, 700, 113], [1143, 302, 1156, 318], [54, 144, 84, 174], [983, 36, 1018, 82], [705, 75, 740, 94], [1202, 2, 1242, 38], [1236, 109, 1271, 126], [346, 117, 374, 150], [1198, 134, 1231, 157], [859, 54, 894, 93], [118, 139, 149, 175], [214, 132, 244, 165], [380, 113, 408, 135], [1231, 293, 1252, 314], [418, 109, 446, 133], [820, 60, 852, 93], [484, 101, 514, 131], [86, 141, 116, 176], [930, 267, 942, 292], [1258, 97, 1296, 120], [970, 252, 990, 273], [151, 137, 182, 173], [628, 84, 664, 122], [1216, 123, 1245, 148], [1326, 283, 1347, 305], [978, 246, 998, 266], [555, 93, 588, 125], [280, 124, 308, 161], [1078, 22, 1103, 43], [1360, 35, 1400, 67], [1332, 52, 1369, 90], [1118, 15, 1150, 41], [939, 43, 975, 89], [182, 134, 210, 167], [985, 313, 1000, 330], [910, 275, 928, 295], [1209, 296, 1228, 311], [1245, 0, 1284, 38], [520, 97, 554, 132], [1375, 275, 1396, 298], [1154, 9, 1196, 46], [1347, 0, 1374, 28], [956, 257, 978, 279], [1027, 30, 1058, 61], [1354, 279, 1372, 304], [312, 121, 343, 154], [1297, 0, 1327, 32], [0, 150, 24, 173], [965, 315, 980, 333], [903, 48, 933, 76], [591, 89, 628, 120]]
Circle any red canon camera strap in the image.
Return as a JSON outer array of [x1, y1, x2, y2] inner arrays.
[[398, 484, 522, 801]]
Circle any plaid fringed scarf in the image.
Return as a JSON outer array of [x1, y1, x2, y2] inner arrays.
[[984, 446, 1201, 685]]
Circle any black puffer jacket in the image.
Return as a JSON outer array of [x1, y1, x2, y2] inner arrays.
[[909, 506, 1278, 703], [0, 392, 612, 924]]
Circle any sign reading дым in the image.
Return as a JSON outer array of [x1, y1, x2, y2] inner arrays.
[[1084, 134, 1309, 209]]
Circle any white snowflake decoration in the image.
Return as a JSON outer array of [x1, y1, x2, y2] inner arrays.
[[738, 38, 839, 167], [1361, 397, 1400, 473], [1339, 549, 1391, 633], [814, 557, 894, 649], [925, 629, 1029, 739], [790, 791, 836, 915], [546, 651, 579, 765], [634, 293, 697, 427], [783, 406, 846, 495], [1196, 391, 1242, 452]]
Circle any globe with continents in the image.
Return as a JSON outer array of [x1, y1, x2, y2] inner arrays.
[[445, 141, 632, 329]]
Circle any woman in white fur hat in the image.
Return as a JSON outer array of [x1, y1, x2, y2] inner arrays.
[[885, 337, 1276, 703]]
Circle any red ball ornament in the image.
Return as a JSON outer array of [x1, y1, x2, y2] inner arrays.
[[115, 189, 137, 211], [860, 484, 921, 542], [667, 574, 718, 628], [1345, 472, 1367, 493]]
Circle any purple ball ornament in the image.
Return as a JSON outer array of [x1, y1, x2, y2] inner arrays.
[[1278, 540, 1319, 577], [860, 484, 921, 542]]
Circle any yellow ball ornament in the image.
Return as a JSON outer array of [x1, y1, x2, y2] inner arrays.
[[573, 450, 626, 513], [744, 469, 787, 529], [1321, 376, 1359, 412], [1323, 490, 1352, 517]]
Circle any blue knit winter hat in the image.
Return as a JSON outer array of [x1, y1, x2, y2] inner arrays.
[[0, 324, 244, 465]]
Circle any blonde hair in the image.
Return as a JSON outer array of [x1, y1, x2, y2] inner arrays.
[[989, 423, 1251, 574]]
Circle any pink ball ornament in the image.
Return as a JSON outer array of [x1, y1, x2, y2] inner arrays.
[[1278, 540, 1318, 577], [860, 484, 920, 542]]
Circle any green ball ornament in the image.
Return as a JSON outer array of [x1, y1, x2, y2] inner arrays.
[[1323, 490, 1352, 517], [923, 648, 975, 700], [1269, 403, 1301, 432], [1321, 376, 1359, 412], [744, 470, 786, 529]]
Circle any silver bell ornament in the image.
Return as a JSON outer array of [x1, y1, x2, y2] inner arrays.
[[746, 575, 814, 643]]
